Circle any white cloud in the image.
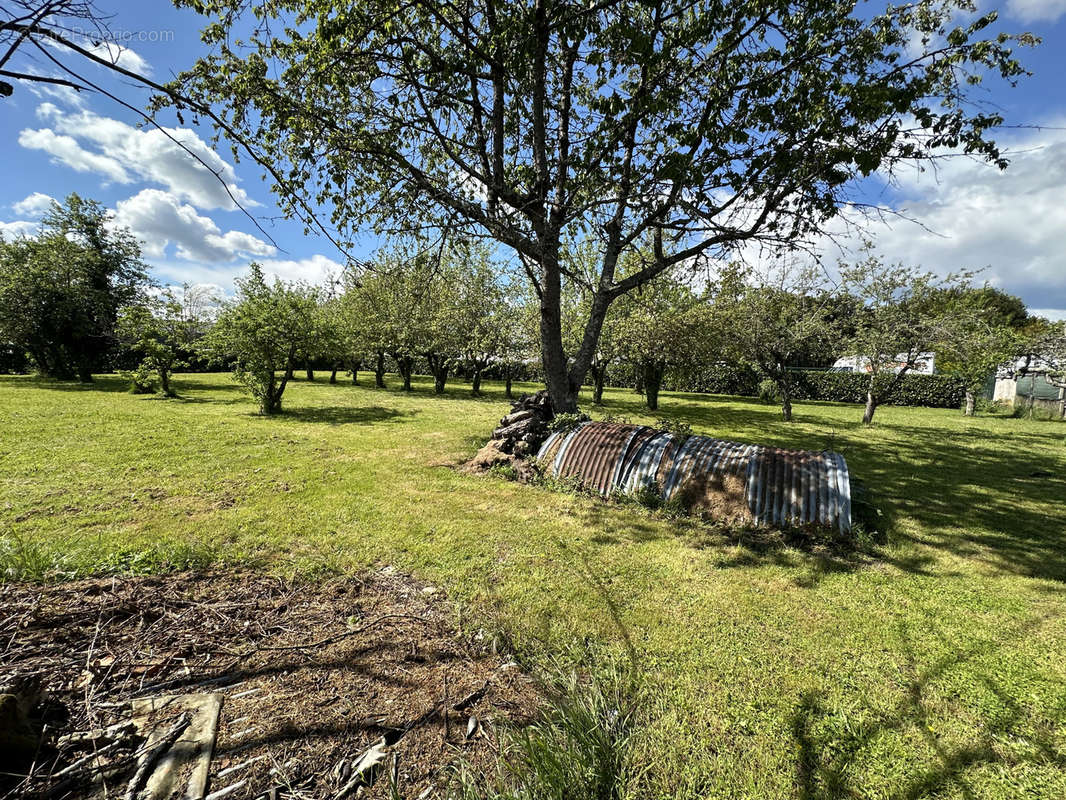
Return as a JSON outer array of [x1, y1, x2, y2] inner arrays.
[[0, 220, 39, 239], [146, 256, 345, 293], [795, 124, 1066, 319], [18, 103, 256, 211], [18, 126, 130, 183], [41, 32, 152, 76], [25, 76, 89, 109], [84, 40, 152, 76], [257, 254, 346, 285], [12, 192, 55, 217], [113, 189, 275, 263], [1006, 0, 1066, 23]]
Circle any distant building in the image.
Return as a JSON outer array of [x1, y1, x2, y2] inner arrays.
[[994, 361, 1065, 417], [830, 353, 936, 375]]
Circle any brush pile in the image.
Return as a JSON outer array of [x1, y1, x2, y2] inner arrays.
[[0, 570, 538, 800]]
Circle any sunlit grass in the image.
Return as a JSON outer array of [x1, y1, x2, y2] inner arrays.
[[2, 372, 1065, 798]]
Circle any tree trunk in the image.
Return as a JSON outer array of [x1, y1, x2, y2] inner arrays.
[[634, 366, 645, 395], [77, 365, 93, 383], [964, 390, 976, 417], [643, 362, 664, 411], [285, 362, 295, 381], [375, 351, 386, 388], [591, 364, 606, 405], [780, 385, 792, 422], [159, 369, 173, 397], [264, 365, 290, 414], [426, 354, 448, 394], [538, 259, 578, 412], [433, 365, 448, 394], [396, 356, 413, 391], [505, 371, 513, 399], [351, 358, 362, 385], [305, 362, 314, 381], [862, 391, 878, 425], [564, 289, 614, 411], [471, 367, 483, 396], [329, 364, 339, 384]]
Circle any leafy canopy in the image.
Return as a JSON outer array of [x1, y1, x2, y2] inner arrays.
[[0, 194, 147, 382], [204, 264, 320, 414], [163, 0, 1034, 410]]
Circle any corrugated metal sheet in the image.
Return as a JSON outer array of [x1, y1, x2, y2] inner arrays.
[[554, 423, 639, 496], [535, 422, 852, 533], [617, 431, 674, 493]]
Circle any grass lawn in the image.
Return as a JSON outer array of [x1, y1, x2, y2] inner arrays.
[[2, 372, 1065, 799]]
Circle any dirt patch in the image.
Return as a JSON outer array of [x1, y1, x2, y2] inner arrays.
[[676, 472, 752, 524], [0, 569, 539, 799]]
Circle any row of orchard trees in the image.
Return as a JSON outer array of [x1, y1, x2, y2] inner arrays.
[[563, 244, 1066, 423], [2, 196, 1064, 422]]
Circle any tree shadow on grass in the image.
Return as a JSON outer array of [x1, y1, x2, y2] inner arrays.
[[574, 393, 1066, 585], [839, 421, 1066, 584], [790, 612, 1064, 799], [280, 405, 415, 425], [571, 491, 879, 591], [0, 374, 133, 393]]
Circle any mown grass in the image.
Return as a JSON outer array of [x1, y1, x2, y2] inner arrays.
[[2, 372, 1065, 799]]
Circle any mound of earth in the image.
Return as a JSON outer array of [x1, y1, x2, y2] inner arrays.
[[0, 568, 539, 799]]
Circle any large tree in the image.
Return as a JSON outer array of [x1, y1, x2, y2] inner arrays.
[[712, 263, 839, 421], [0, 194, 147, 381], [164, 0, 1031, 412], [935, 286, 1028, 416], [840, 250, 965, 425]]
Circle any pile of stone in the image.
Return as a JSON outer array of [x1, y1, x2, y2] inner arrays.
[[464, 390, 555, 474]]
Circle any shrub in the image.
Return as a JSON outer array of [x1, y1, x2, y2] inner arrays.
[[667, 362, 761, 396], [122, 363, 157, 394], [549, 412, 590, 433], [757, 378, 780, 405], [602, 363, 965, 409], [653, 417, 691, 438]]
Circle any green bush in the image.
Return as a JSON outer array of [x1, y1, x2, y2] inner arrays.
[[549, 412, 590, 433], [777, 371, 965, 408], [757, 378, 779, 405], [667, 362, 761, 396], [121, 363, 157, 394]]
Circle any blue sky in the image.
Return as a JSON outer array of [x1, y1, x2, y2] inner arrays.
[[1, 0, 1065, 318]]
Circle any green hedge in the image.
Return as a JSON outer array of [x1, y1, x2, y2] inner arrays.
[[596, 363, 965, 409], [665, 363, 761, 396], [790, 371, 966, 408]]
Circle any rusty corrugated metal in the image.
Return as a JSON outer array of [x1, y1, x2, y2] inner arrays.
[[549, 421, 589, 474], [534, 422, 851, 533], [556, 423, 640, 495]]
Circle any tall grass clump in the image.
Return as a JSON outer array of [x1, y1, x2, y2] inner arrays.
[[450, 663, 643, 800]]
